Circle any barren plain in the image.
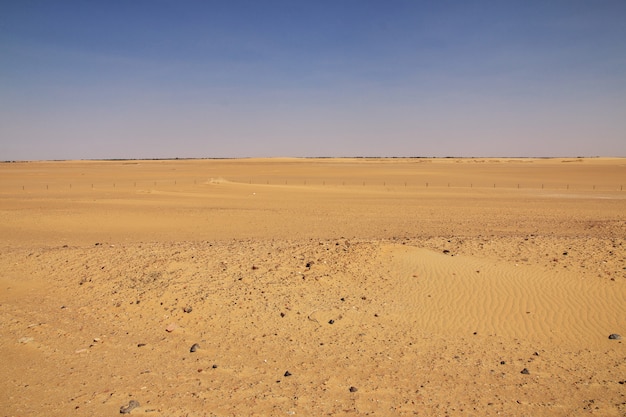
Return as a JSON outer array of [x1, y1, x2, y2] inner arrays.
[[1, 157, 625, 416]]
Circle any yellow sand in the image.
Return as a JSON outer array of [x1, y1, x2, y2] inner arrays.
[[1, 158, 625, 416]]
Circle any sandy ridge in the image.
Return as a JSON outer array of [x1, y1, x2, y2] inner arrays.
[[1, 238, 625, 416]]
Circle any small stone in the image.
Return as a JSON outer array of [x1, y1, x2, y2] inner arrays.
[[190, 343, 200, 353], [500, 361, 506, 365], [608, 334, 622, 340], [443, 249, 450, 254], [349, 386, 358, 392], [520, 368, 530, 375], [328, 319, 334, 325], [183, 306, 193, 313], [137, 343, 146, 347], [280, 312, 285, 317], [120, 399, 140, 414], [212, 364, 218, 369], [165, 323, 177, 333], [284, 371, 292, 377]]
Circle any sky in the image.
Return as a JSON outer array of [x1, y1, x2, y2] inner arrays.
[[1, 0, 625, 160]]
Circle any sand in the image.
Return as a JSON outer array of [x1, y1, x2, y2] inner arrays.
[[1, 157, 625, 416]]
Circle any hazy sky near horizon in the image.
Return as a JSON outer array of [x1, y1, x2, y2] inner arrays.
[[1, 1, 625, 160]]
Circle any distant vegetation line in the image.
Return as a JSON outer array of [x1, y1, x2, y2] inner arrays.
[[1, 156, 609, 163]]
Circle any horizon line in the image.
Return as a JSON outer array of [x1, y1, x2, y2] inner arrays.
[[3, 155, 623, 163]]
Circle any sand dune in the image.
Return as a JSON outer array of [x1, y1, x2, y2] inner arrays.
[[385, 245, 622, 344], [0, 158, 625, 416]]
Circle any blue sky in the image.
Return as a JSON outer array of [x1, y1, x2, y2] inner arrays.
[[1, 0, 625, 159]]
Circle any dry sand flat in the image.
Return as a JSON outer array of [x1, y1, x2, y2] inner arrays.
[[0, 158, 625, 416]]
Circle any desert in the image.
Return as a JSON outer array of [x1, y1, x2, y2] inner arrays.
[[1, 157, 625, 416]]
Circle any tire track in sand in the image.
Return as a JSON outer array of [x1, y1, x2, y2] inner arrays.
[[381, 245, 625, 345]]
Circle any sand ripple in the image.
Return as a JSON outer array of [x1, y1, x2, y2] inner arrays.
[[384, 245, 623, 345]]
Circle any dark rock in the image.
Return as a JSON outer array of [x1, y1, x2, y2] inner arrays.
[[120, 400, 140, 414], [190, 343, 200, 353], [280, 312, 285, 317], [349, 386, 358, 392], [284, 371, 292, 377], [137, 343, 146, 347], [443, 250, 450, 254], [609, 334, 622, 340], [183, 306, 193, 313], [212, 364, 218, 369], [328, 319, 335, 325], [520, 368, 530, 375]]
